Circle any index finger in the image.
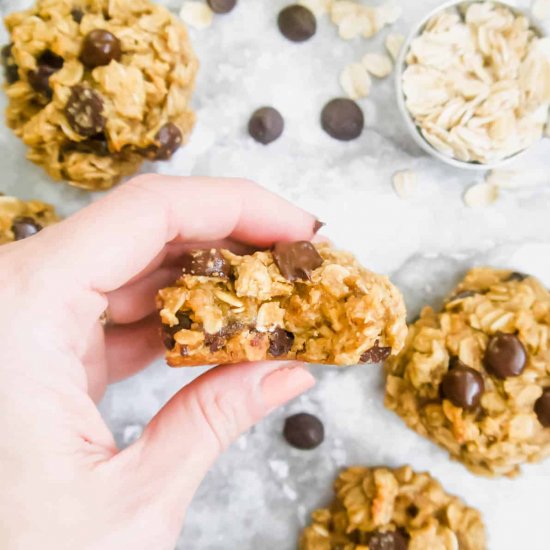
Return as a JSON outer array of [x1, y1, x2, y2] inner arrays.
[[36, 175, 318, 293]]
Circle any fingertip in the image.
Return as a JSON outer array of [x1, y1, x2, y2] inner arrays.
[[261, 364, 316, 411]]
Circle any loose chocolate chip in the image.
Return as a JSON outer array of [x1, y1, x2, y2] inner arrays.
[[360, 343, 392, 364], [11, 216, 42, 240], [207, 0, 237, 13], [506, 271, 529, 282], [440, 359, 485, 410], [283, 413, 324, 450], [368, 530, 409, 550], [272, 241, 323, 282], [80, 29, 122, 68], [321, 98, 364, 141], [248, 107, 284, 145], [64, 85, 106, 137], [484, 333, 527, 379], [154, 123, 183, 160], [1, 44, 19, 84], [27, 50, 64, 97], [71, 8, 84, 23], [181, 249, 230, 278], [535, 388, 550, 427], [278, 5, 316, 42], [268, 327, 294, 357]]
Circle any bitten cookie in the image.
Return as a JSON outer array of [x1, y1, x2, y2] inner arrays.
[[0, 194, 58, 244], [385, 267, 550, 477], [300, 465, 486, 550], [157, 242, 407, 367], [2, 0, 197, 190]]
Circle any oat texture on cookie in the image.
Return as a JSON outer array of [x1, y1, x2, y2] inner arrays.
[[386, 267, 550, 477], [157, 242, 407, 367], [0, 194, 59, 244], [299, 465, 486, 550], [2, 0, 197, 190]]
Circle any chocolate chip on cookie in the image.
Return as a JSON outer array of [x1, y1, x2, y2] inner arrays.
[[63, 133, 110, 156], [321, 98, 364, 141], [80, 29, 122, 68], [272, 241, 323, 282], [283, 413, 324, 450], [368, 530, 409, 550], [360, 343, 392, 364], [506, 271, 529, 282], [248, 107, 284, 145], [207, 0, 237, 13], [28, 50, 64, 97], [64, 85, 106, 137], [71, 8, 84, 23], [180, 249, 231, 278], [278, 5, 316, 42], [1, 44, 19, 84], [154, 123, 183, 160], [535, 388, 550, 427], [441, 359, 484, 410], [162, 312, 193, 350], [11, 216, 42, 240], [484, 333, 527, 379], [268, 327, 294, 357]]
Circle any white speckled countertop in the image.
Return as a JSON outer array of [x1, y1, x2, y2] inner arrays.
[[2, 0, 550, 548]]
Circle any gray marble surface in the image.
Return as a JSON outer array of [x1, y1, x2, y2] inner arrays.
[[2, 0, 550, 548]]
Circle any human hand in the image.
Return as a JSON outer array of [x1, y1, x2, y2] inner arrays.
[[0, 176, 318, 549]]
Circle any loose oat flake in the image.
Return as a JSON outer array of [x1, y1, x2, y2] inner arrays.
[[392, 169, 417, 198], [179, 1, 214, 29], [385, 32, 405, 60], [299, 0, 333, 17], [339, 62, 371, 99], [463, 182, 499, 207], [362, 52, 393, 78]]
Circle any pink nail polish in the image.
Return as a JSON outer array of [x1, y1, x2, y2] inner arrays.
[[261, 366, 316, 410], [313, 220, 325, 234]]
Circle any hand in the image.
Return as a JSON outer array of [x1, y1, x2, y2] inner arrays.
[[0, 175, 317, 550]]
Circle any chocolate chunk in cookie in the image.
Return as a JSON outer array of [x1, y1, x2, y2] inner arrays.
[[1, 44, 19, 84], [11, 216, 42, 240], [80, 29, 122, 68], [62, 133, 110, 156], [71, 8, 84, 23], [321, 98, 364, 141], [64, 85, 106, 137], [248, 107, 284, 145], [441, 359, 484, 410], [207, 0, 237, 13], [28, 50, 64, 97], [268, 327, 294, 356], [283, 412, 324, 450], [154, 123, 183, 160], [368, 530, 409, 550], [360, 343, 392, 363], [506, 271, 529, 282], [278, 5, 316, 42], [272, 241, 323, 282], [484, 333, 527, 379], [180, 249, 230, 278], [535, 388, 550, 427]]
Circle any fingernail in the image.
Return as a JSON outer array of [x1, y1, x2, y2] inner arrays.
[[261, 365, 316, 410], [313, 219, 326, 234]]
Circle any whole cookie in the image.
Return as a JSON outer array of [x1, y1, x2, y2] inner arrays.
[[300, 465, 486, 550], [0, 194, 59, 244], [385, 267, 550, 477], [3, 0, 198, 190]]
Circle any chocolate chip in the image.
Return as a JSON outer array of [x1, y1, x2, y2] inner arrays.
[[80, 29, 122, 68], [535, 388, 550, 427], [321, 98, 364, 141], [204, 333, 225, 352], [360, 343, 392, 364], [64, 85, 106, 137], [162, 312, 193, 350], [248, 107, 284, 145], [278, 5, 316, 42], [368, 530, 409, 550], [154, 123, 182, 160], [71, 8, 84, 23], [441, 358, 485, 410], [62, 133, 110, 156], [163, 332, 175, 350], [283, 413, 324, 450], [181, 249, 230, 278], [1, 44, 19, 84], [11, 216, 42, 240], [207, 0, 237, 13], [28, 50, 64, 97], [268, 327, 294, 357], [484, 333, 527, 379], [272, 241, 323, 282], [448, 290, 476, 301], [506, 271, 529, 282]]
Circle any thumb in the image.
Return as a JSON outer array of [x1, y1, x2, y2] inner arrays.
[[123, 361, 315, 504]]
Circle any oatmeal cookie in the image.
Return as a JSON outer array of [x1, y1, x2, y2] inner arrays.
[[157, 242, 407, 367], [299, 465, 486, 550], [385, 268, 550, 477], [0, 194, 59, 244], [2, 0, 197, 190]]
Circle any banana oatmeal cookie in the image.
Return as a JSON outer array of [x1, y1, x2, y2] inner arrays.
[[2, 0, 197, 190], [385, 267, 550, 477], [299, 465, 486, 550], [157, 242, 407, 367]]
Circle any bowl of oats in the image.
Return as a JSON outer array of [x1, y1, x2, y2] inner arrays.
[[396, 0, 549, 169]]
